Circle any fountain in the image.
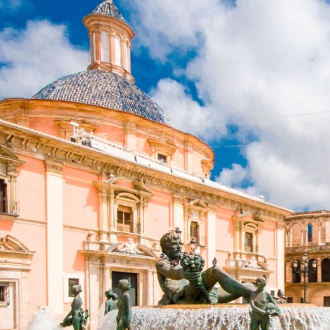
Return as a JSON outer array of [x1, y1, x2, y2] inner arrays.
[[27, 230, 330, 330], [97, 304, 330, 330], [96, 230, 330, 330], [27, 307, 63, 330]]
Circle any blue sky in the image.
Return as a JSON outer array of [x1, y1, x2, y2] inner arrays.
[[2, 0, 330, 211]]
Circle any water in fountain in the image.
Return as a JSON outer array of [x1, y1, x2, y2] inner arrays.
[[96, 304, 330, 330], [26, 307, 63, 330]]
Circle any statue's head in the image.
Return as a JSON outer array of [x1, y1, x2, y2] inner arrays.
[[72, 284, 82, 294], [118, 279, 131, 291], [105, 290, 118, 300], [160, 232, 183, 260], [255, 276, 267, 290]]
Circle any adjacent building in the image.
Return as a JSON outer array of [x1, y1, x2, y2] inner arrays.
[[0, 1, 291, 329], [285, 211, 330, 306]]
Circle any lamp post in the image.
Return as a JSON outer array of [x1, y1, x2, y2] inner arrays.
[[293, 253, 317, 303]]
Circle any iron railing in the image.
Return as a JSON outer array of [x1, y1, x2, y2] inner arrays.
[[0, 199, 19, 216]]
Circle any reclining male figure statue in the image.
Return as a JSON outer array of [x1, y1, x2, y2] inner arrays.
[[156, 231, 255, 305]]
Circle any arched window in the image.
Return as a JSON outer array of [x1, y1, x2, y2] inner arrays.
[[115, 35, 122, 67], [307, 223, 312, 243], [101, 31, 110, 63], [322, 258, 330, 282], [292, 260, 301, 283], [92, 32, 96, 62], [308, 259, 317, 282], [123, 41, 128, 70]]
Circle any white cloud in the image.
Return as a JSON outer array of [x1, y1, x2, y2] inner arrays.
[[0, 0, 33, 14], [0, 20, 89, 99], [150, 78, 226, 139], [130, 0, 330, 210]]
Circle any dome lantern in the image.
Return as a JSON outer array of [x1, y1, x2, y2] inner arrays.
[[83, 0, 135, 82]]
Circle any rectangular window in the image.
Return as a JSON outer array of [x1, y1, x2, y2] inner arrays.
[[324, 296, 330, 307], [0, 283, 9, 305], [117, 206, 132, 232], [190, 221, 199, 244], [287, 297, 293, 303], [0, 179, 7, 213], [157, 154, 167, 163], [245, 232, 253, 252], [68, 278, 80, 298]]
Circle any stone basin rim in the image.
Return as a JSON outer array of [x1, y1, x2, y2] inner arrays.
[[134, 303, 317, 310]]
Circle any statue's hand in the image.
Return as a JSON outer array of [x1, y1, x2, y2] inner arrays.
[[183, 270, 201, 281]]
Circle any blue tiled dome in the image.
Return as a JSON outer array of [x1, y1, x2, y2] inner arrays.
[[32, 70, 176, 128], [92, 0, 125, 22]]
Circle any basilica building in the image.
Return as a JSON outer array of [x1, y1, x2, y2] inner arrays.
[[0, 1, 290, 329]]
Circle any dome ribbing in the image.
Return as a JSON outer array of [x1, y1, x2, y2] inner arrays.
[[32, 70, 176, 128]]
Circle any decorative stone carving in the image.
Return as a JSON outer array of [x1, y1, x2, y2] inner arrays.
[[244, 256, 261, 269], [118, 238, 143, 255]]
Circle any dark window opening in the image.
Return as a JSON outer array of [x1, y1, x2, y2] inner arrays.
[[322, 258, 330, 282], [292, 261, 301, 283], [324, 296, 330, 307], [117, 206, 133, 232], [0, 179, 7, 213], [190, 221, 199, 244], [157, 154, 167, 163], [245, 232, 253, 252], [309, 259, 317, 283], [0, 283, 9, 305]]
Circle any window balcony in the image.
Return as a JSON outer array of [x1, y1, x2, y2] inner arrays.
[[0, 199, 19, 217]]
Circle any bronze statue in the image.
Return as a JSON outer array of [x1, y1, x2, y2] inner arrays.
[[60, 285, 89, 330], [156, 231, 255, 305], [104, 290, 118, 315], [274, 289, 287, 304], [116, 279, 132, 330], [249, 276, 281, 330]]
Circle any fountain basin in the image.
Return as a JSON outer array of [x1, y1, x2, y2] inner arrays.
[[97, 304, 330, 330]]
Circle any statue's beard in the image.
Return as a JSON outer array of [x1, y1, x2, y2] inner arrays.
[[167, 250, 182, 260]]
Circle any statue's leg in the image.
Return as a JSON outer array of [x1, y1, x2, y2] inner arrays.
[[260, 315, 270, 330], [250, 313, 261, 330], [202, 267, 254, 302], [116, 319, 124, 330], [72, 315, 81, 330]]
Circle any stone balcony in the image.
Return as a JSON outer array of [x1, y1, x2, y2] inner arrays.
[[285, 243, 330, 254]]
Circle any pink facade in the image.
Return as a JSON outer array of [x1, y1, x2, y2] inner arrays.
[[0, 1, 291, 329]]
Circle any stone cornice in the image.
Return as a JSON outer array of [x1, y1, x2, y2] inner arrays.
[[0, 120, 291, 220]]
